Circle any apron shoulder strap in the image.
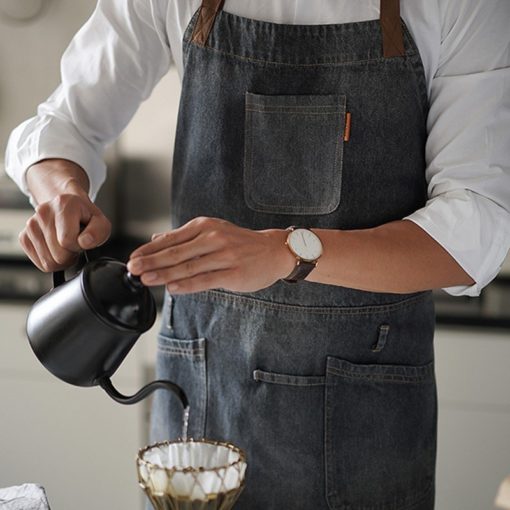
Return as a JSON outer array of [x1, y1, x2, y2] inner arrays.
[[191, 0, 405, 57], [380, 0, 405, 57], [191, 0, 225, 46]]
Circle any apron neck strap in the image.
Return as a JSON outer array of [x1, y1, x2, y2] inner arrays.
[[191, 0, 225, 46], [191, 0, 405, 57], [380, 0, 405, 57]]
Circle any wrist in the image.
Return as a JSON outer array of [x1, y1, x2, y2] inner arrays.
[[26, 158, 90, 205], [260, 229, 297, 280]]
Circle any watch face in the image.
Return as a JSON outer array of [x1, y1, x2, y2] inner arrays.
[[288, 229, 323, 261]]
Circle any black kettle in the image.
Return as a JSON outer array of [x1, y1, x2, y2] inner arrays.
[[26, 255, 188, 410]]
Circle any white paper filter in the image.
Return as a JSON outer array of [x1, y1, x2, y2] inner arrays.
[[137, 440, 247, 501]]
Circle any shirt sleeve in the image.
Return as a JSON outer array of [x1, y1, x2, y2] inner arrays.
[[4, 0, 172, 202], [404, 0, 510, 297]]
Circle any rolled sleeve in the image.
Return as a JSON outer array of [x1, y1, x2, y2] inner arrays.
[[405, 191, 510, 297], [6, 99, 107, 202]]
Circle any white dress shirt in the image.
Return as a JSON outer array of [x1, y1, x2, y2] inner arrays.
[[5, 0, 510, 297]]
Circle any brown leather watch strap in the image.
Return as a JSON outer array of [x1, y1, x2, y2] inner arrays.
[[380, 0, 405, 58], [191, 0, 225, 47], [283, 260, 317, 284]]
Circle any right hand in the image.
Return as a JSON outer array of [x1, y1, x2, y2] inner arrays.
[[19, 160, 111, 272]]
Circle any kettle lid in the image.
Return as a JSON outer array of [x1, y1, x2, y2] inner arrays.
[[82, 258, 156, 332]]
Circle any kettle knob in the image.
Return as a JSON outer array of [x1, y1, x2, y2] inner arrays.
[[125, 272, 144, 289]]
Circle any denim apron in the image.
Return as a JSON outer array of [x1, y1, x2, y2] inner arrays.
[[151, 1, 437, 508]]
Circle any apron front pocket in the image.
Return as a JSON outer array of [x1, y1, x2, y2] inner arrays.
[[152, 334, 207, 441], [244, 92, 346, 215], [325, 356, 437, 510], [252, 367, 327, 507]]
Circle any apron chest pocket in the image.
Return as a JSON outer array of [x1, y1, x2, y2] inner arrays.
[[243, 92, 346, 215]]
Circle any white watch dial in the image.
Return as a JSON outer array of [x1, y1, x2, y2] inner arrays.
[[288, 228, 323, 261]]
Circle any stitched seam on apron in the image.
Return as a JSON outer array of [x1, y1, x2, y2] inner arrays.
[[253, 369, 325, 386], [327, 367, 433, 384], [197, 290, 429, 315], [246, 104, 344, 110], [189, 43, 415, 67], [244, 93, 344, 214], [157, 346, 205, 355], [246, 110, 342, 115]]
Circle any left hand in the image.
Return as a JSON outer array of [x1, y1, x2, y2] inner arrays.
[[127, 216, 295, 294]]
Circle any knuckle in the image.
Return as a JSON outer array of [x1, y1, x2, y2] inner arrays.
[[206, 229, 220, 241], [59, 236, 76, 251], [53, 251, 71, 266], [184, 260, 195, 277], [167, 246, 181, 261], [53, 194, 69, 210], [40, 259, 51, 272], [35, 202, 49, 218], [194, 216, 210, 226], [57, 230, 77, 250], [26, 216, 38, 232], [18, 230, 28, 247]]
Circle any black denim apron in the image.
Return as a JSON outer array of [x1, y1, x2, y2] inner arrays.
[[151, 1, 437, 508]]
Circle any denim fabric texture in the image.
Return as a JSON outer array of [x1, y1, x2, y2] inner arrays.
[[150, 5, 437, 510]]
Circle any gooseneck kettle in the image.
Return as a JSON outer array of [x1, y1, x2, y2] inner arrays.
[[26, 254, 188, 411]]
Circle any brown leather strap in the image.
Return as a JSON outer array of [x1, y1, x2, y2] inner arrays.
[[380, 0, 405, 58], [191, 0, 225, 46], [283, 260, 317, 283]]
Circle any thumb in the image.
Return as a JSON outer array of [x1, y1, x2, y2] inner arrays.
[[77, 211, 111, 250]]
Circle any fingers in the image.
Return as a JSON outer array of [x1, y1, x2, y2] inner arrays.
[[77, 208, 111, 250], [131, 216, 217, 258], [133, 250, 234, 287], [22, 216, 75, 271], [19, 192, 111, 272], [18, 230, 44, 271], [38, 203, 80, 266], [127, 236, 214, 276]]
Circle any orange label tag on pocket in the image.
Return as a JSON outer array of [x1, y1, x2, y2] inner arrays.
[[343, 112, 352, 142]]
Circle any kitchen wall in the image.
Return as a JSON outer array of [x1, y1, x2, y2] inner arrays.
[[0, 0, 97, 153]]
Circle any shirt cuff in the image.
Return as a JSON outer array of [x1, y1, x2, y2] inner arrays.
[[404, 190, 510, 297], [5, 114, 107, 205]]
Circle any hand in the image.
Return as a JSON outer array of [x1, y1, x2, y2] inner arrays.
[[20, 160, 111, 272], [127, 216, 296, 294]]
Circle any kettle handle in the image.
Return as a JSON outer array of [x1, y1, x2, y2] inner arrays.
[[53, 250, 90, 288]]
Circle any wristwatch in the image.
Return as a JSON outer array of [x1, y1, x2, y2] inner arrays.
[[282, 226, 323, 283]]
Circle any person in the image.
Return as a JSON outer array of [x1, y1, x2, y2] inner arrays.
[[6, 0, 510, 508]]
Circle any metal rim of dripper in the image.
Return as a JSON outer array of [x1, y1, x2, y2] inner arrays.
[[140, 482, 246, 504], [136, 438, 247, 475]]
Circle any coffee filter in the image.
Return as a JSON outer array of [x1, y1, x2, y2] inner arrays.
[[137, 439, 247, 510]]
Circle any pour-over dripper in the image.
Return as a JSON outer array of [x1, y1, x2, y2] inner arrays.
[[137, 439, 247, 510]]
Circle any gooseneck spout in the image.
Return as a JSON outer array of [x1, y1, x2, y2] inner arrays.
[[99, 378, 189, 409]]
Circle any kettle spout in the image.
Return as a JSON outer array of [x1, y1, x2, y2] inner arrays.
[[99, 378, 189, 410]]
